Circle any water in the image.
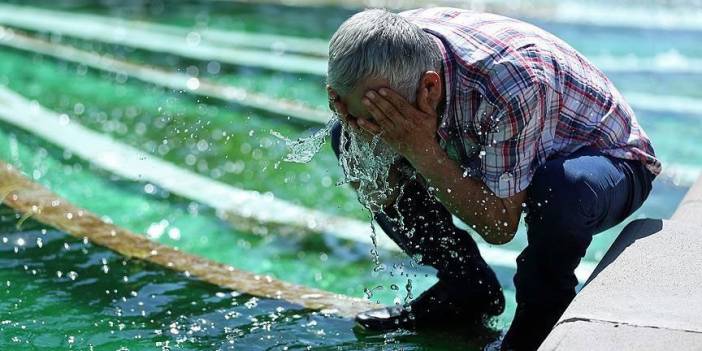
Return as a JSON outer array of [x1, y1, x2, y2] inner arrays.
[[0, 124, 440, 303], [0, 122, 491, 349], [271, 118, 336, 164], [273, 115, 416, 274], [1, 210, 482, 350], [0, 0, 699, 349]]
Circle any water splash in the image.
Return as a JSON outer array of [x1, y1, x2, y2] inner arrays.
[[270, 118, 336, 164], [369, 222, 383, 272], [275, 114, 416, 298], [336, 126, 401, 214], [363, 285, 384, 299], [404, 279, 413, 304]]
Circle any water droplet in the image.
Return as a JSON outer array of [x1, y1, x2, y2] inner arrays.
[[58, 114, 70, 126], [186, 77, 200, 90]]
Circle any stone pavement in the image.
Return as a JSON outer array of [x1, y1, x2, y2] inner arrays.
[[540, 177, 702, 350]]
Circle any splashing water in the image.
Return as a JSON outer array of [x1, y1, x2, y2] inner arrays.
[[273, 114, 409, 220], [404, 278, 414, 304], [270, 118, 336, 164], [336, 122, 402, 214], [275, 113, 414, 294], [335, 121, 417, 273]]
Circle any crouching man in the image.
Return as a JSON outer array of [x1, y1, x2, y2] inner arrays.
[[326, 8, 660, 350]]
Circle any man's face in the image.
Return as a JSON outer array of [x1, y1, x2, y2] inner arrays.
[[332, 78, 403, 212], [339, 77, 392, 125]]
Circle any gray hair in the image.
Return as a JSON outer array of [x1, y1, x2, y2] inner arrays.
[[327, 9, 442, 103]]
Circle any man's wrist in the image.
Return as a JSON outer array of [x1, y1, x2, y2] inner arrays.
[[407, 141, 445, 173]]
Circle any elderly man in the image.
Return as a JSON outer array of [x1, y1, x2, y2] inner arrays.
[[326, 8, 659, 350]]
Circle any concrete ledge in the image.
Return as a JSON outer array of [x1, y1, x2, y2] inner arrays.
[[672, 175, 702, 225], [540, 218, 702, 350], [543, 319, 702, 351]]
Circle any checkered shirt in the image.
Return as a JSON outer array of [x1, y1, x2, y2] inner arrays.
[[402, 8, 661, 198]]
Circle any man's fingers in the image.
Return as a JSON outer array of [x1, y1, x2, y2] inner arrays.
[[363, 95, 395, 129], [366, 91, 406, 126], [357, 118, 381, 135], [378, 88, 414, 116]]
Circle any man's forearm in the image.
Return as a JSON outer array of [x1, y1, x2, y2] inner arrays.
[[346, 85, 523, 242], [407, 144, 521, 244]]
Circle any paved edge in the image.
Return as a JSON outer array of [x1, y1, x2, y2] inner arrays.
[[672, 174, 702, 225], [542, 318, 702, 351], [540, 172, 702, 351]]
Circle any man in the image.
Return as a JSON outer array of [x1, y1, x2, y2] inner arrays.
[[326, 8, 659, 350]]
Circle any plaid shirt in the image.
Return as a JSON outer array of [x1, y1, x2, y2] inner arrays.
[[402, 8, 661, 198]]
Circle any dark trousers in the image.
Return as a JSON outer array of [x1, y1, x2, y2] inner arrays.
[[330, 123, 655, 348], [503, 146, 655, 350]]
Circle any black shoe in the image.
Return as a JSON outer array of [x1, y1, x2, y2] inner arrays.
[[355, 305, 414, 331], [408, 278, 505, 324], [355, 279, 504, 332]]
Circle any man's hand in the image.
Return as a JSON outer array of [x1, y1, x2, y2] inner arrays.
[[357, 88, 440, 166], [327, 85, 377, 142], [326, 85, 405, 210], [355, 88, 522, 244]]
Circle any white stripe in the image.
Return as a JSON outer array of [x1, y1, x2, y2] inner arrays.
[[0, 4, 328, 76], [625, 92, 702, 116], [215, 0, 702, 32], [0, 28, 329, 124], [545, 2, 702, 32], [660, 164, 702, 187], [590, 52, 702, 75], [5, 3, 702, 79]]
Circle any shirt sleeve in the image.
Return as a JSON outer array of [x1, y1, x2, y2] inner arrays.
[[479, 83, 545, 198]]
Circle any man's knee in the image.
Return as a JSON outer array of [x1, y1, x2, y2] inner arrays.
[[527, 159, 602, 231], [524, 159, 602, 266]]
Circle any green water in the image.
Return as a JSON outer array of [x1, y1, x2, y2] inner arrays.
[[0, 1, 700, 349], [0, 47, 356, 218], [1, 208, 491, 350], [14, 0, 702, 58], [0, 125, 441, 304], [1, 122, 498, 350]]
